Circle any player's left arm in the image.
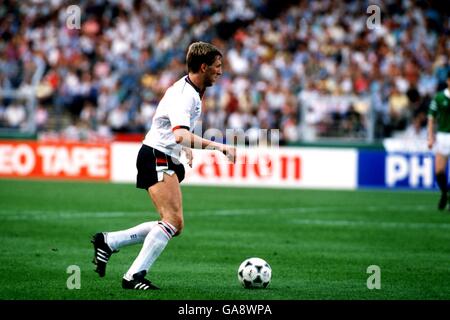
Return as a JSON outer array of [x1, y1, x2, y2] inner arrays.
[[173, 128, 236, 163], [427, 116, 435, 150]]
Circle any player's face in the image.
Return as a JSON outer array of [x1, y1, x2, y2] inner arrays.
[[204, 56, 222, 87]]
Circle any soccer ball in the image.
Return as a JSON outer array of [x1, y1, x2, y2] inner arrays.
[[237, 257, 272, 288]]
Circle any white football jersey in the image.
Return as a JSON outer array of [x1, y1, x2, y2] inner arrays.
[[143, 76, 203, 160]]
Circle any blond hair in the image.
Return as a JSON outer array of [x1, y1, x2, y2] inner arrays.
[[186, 42, 222, 73]]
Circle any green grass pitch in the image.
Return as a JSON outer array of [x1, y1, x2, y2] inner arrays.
[[0, 179, 449, 300]]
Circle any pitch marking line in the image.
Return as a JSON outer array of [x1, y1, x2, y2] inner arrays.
[[291, 218, 450, 230], [0, 206, 448, 231]]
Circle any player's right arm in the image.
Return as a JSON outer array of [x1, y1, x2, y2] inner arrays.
[[427, 116, 435, 150], [427, 95, 438, 150], [173, 128, 236, 163]]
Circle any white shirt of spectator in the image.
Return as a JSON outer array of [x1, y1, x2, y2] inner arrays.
[[143, 75, 202, 160]]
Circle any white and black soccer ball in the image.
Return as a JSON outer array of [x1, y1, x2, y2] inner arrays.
[[237, 257, 272, 288]]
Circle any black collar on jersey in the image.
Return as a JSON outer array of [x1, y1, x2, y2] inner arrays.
[[185, 76, 205, 99]]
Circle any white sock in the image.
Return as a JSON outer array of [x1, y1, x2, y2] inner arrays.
[[106, 221, 157, 251], [124, 221, 177, 280]]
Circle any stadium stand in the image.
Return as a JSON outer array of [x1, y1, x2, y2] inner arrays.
[[0, 0, 448, 144]]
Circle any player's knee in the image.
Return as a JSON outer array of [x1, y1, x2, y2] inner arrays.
[[162, 215, 183, 236], [171, 216, 184, 236]]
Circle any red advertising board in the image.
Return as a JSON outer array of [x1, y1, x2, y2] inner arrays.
[[0, 141, 111, 181]]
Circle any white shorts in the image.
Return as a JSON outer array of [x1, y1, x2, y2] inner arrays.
[[435, 132, 450, 156]]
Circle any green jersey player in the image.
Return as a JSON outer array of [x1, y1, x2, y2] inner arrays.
[[427, 73, 450, 210]]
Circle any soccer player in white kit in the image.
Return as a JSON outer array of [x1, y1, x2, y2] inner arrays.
[[92, 42, 236, 289]]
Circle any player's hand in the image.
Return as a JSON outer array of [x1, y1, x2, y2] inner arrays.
[[222, 145, 236, 163], [183, 147, 193, 167], [427, 136, 435, 150]]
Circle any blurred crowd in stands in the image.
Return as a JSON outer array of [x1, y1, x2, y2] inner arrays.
[[0, 0, 448, 144]]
